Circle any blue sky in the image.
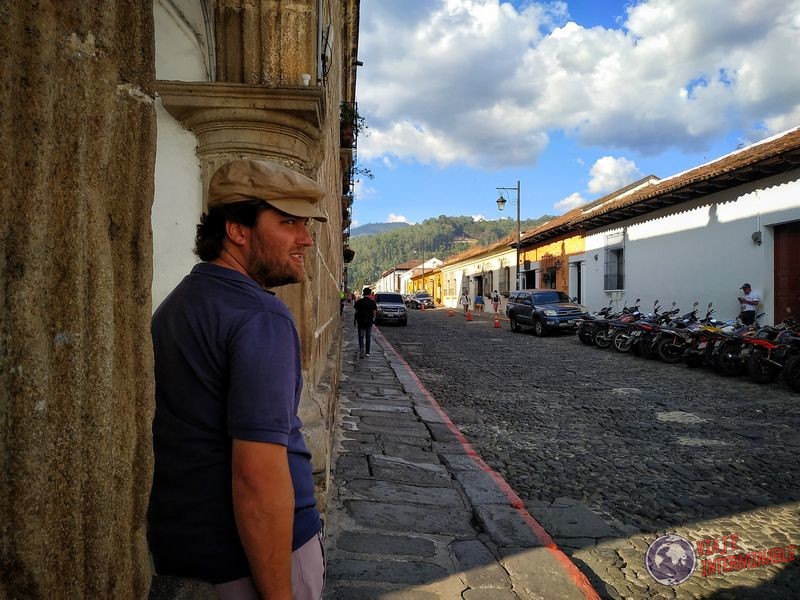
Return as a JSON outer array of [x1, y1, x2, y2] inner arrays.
[[352, 0, 800, 226]]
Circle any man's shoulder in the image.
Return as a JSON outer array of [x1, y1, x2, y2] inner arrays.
[[156, 266, 293, 324]]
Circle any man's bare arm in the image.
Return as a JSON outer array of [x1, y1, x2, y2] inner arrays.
[[232, 440, 294, 600]]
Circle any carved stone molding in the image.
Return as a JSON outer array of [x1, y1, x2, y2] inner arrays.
[[156, 80, 326, 173]]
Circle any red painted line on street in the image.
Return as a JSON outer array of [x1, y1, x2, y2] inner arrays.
[[373, 328, 601, 600]]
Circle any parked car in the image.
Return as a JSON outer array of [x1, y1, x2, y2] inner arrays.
[[374, 292, 408, 326], [506, 289, 588, 336], [407, 291, 435, 310]]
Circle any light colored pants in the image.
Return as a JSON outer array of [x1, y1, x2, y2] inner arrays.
[[216, 531, 325, 600]]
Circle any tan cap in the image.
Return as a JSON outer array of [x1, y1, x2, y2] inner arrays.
[[208, 159, 328, 222]]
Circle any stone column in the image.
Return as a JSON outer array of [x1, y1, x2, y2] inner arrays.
[[0, 2, 156, 598], [215, 0, 317, 87]]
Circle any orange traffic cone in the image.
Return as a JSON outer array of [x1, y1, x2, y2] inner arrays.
[[448, 308, 453, 317], [466, 310, 473, 321], [493, 314, 501, 328]]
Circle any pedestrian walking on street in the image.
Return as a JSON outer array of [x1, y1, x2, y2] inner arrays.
[[354, 287, 377, 358], [148, 159, 326, 600], [460, 290, 471, 314], [474, 293, 485, 313], [738, 282, 761, 325], [491, 290, 501, 314]]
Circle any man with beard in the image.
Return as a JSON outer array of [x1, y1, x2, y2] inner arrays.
[[148, 159, 327, 599]]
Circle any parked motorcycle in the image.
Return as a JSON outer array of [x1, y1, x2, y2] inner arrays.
[[710, 312, 767, 376], [783, 351, 800, 392], [682, 308, 731, 369], [616, 301, 678, 356], [740, 308, 800, 384], [576, 301, 613, 346], [593, 299, 641, 349], [654, 302, 702, 363]]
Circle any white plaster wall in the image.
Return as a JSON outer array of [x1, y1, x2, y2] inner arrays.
[[376, 271, 401, 292], [152, 101, 203, 309], [154, 0, 212, 81], [568, 260, 585, 303], [152, 0, 208, 309], [440, 248, 518, 307], [399, 270, 414, 293], [582, 170, 800, 325]]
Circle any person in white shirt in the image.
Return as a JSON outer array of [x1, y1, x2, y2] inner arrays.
[[460, 290, 471, 314], [738, 283, 760, 325]]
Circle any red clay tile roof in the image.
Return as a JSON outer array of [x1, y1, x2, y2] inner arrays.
[[434, 127, 800, 263], [523, 127, 800, 244]]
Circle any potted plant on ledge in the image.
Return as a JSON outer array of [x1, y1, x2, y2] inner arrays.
[[340, 102, 367, 148]]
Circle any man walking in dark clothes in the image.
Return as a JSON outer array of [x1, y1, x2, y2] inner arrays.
[[353, 287, 377, 358]]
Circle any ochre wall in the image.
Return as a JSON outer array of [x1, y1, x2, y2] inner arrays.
[[520, 233, 585, 263], [520, 233, 585, 291], [0, 2, 156, 598]]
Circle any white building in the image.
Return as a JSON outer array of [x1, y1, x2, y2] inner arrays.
[[573, 128, 800, 324], [439, 239, 517, 309], [375, 260, 422, 292]]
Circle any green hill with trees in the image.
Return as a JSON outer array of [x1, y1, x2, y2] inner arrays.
[[346, 215, 553, 290]]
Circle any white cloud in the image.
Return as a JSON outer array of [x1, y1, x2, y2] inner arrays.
[[472, 214, 487, 221], [588, 156, 643, 194], [554, 192, 586, 213], [387, 213, 412, 223], [761, 106, 800, 137], [354, 179, 376, 200], [359, 0, 800, 166]]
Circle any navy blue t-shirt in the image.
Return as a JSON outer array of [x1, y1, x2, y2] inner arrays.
[[147, 263, 321, 584]]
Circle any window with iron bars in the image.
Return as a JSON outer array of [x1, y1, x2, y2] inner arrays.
[[604, 232, 625, 290]]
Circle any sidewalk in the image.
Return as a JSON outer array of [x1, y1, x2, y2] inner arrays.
[[323, 314, 599, 600]]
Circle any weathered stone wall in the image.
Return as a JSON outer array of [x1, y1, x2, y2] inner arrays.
[[0, 2, 156, 598], [215, 0, 317, 86]]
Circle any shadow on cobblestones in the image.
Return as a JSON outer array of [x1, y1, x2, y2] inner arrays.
[[377, 308, 800, 599]]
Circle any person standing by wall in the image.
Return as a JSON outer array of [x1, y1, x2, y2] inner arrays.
[[354, 287, 377, 358], [148, 159, 327, 600], [738, 283, 761, 325]]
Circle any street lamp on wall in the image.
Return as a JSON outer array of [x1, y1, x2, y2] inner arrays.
[[495, 180, 521, 291]]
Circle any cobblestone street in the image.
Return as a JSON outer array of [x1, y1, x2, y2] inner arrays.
[[376, 308, 800, 599]]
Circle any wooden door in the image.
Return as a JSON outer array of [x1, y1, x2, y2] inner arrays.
[[774, 221, 800, 317]]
